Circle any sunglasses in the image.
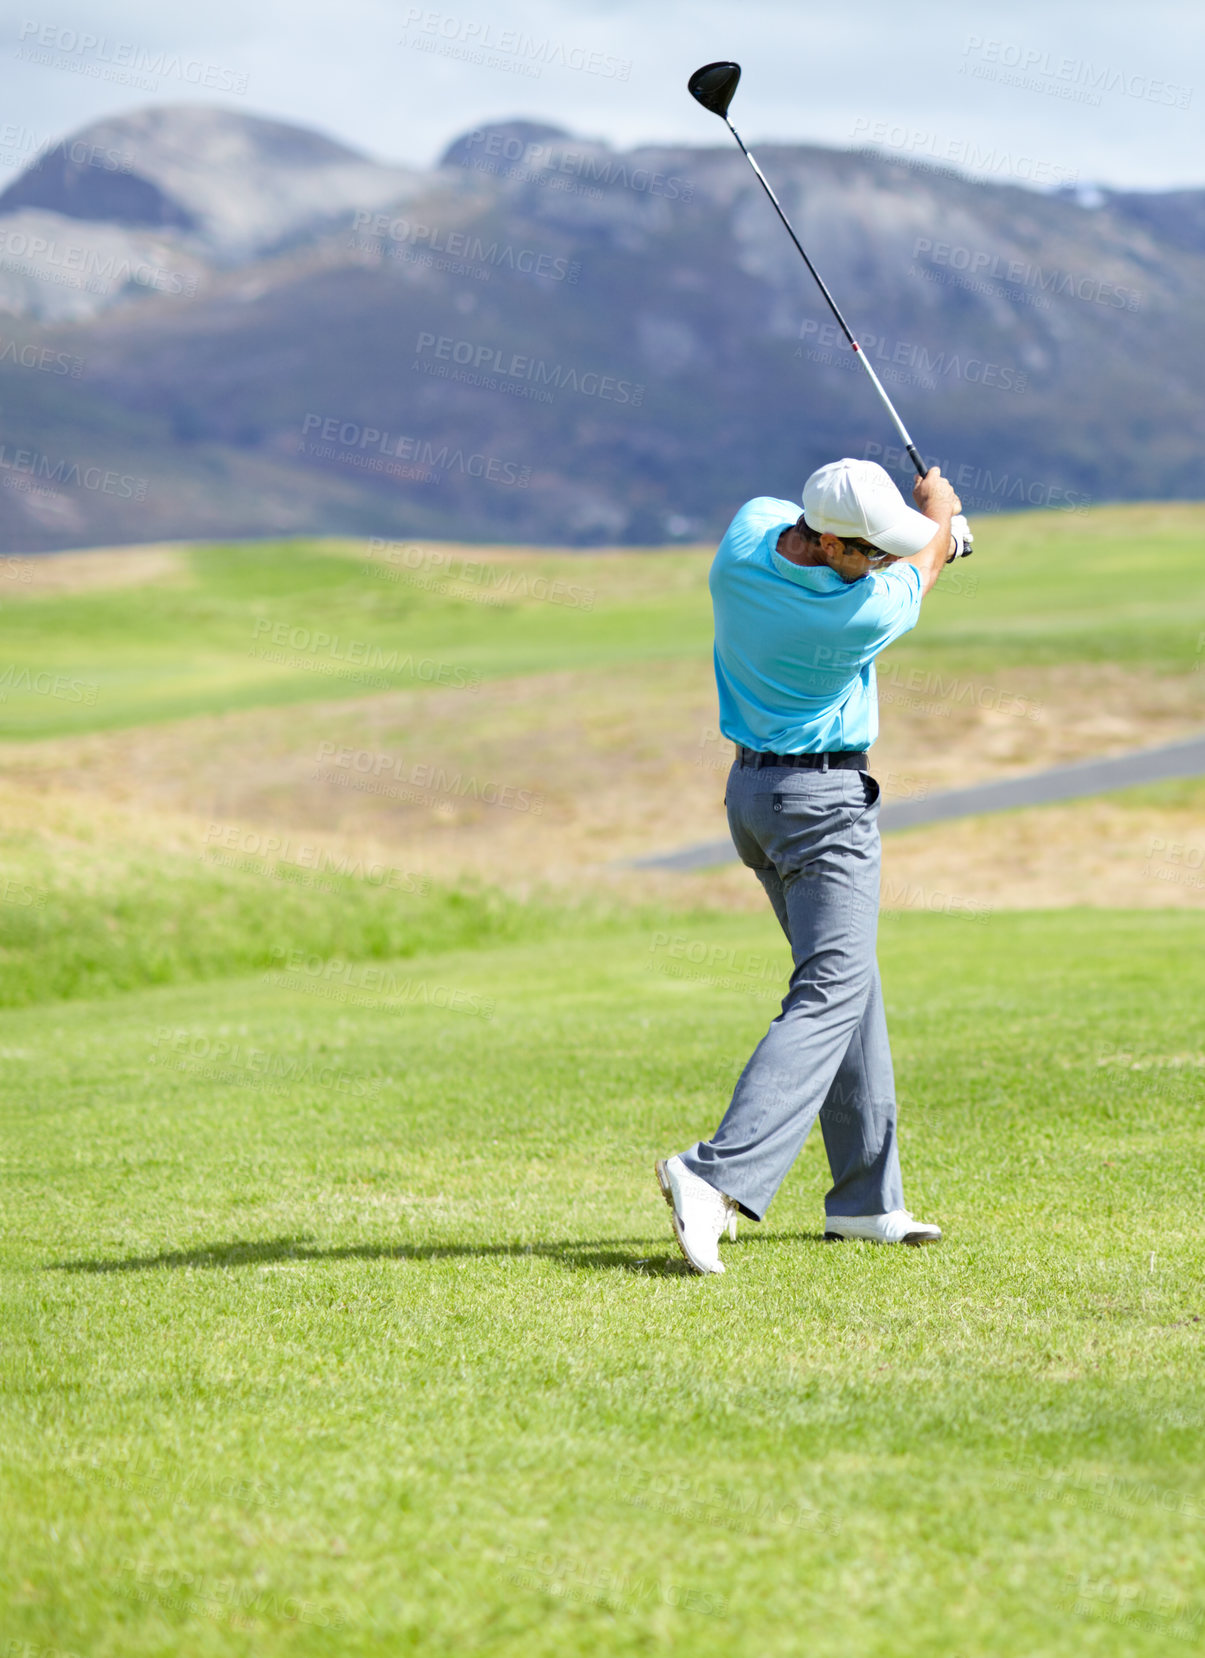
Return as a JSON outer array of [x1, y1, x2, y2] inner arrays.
[[839, 537, 892, 560]]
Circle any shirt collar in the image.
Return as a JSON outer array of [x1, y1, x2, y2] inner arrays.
[[768, 539, 848, 592]]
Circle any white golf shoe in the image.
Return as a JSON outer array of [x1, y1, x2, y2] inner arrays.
[[674, 1170, 739, 1241], [825, 1210, 942, 1245], [654, 1156, 738, 1274]]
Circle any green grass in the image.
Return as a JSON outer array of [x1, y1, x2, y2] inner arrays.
[[0, 823, 549, 1008], [911, 500, 1205, 669], [3, 501, 1203, 737], [2, 900, 1203, 1656], [0, 538, 714, 737], [2, 505, 1203, 1653]]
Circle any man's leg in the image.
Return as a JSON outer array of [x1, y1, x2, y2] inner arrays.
[[818, 962, 905, 1217], [679, 763, 882, 1220], [754, 862, 905, 1219]]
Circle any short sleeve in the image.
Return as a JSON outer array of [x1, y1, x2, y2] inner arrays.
[[842, 564, 923, 663]]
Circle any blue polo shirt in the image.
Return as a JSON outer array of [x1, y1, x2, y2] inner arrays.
[[709, 497, 923, 753]]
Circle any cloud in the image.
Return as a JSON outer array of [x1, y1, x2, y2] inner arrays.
[[0, 0, 1199, 188]]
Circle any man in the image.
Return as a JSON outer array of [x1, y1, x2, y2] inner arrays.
[[656, 456, 965, 1274]]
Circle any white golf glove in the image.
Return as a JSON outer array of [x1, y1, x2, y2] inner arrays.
[[946, 514, 974, 562]]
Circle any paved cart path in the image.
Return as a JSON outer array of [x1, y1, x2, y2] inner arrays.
[[631, 734, 1205, 872]]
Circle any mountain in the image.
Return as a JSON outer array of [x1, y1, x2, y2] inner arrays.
[[0, 105, 424, 263], [0, 106, 1202, 551]]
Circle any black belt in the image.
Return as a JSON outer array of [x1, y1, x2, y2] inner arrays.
[[737, 746, 868, 772]]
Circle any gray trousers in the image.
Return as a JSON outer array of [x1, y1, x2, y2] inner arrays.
[[679, 756, 906, 1223]]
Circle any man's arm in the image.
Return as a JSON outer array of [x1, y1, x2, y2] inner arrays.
[[887, 468, 961, 598]]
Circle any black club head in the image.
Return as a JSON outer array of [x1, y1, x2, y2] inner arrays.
[[687, 61, 741, 118]]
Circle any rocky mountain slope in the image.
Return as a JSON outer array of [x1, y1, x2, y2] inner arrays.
[[0, 106, 1201, 550]]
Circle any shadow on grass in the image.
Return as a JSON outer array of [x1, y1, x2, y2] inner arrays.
[[50, 1230, 829, 1278]]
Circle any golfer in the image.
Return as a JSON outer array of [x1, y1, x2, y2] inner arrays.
[[657, 457, 963, 1273]]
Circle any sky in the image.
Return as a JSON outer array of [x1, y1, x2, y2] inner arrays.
[[2, 0, 1200, 191]]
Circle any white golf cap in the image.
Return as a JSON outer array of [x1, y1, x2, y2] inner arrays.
[[802, 458, 937, 558]]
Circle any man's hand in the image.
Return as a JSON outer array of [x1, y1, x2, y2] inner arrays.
[[947, 514, 974, 561], [891, 467, 961, 598], [913, 467, 961, 521]]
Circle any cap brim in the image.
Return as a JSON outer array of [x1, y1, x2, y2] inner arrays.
[[867, 505, 942, 558]]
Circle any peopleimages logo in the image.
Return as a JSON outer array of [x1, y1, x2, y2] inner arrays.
[[351, 210, 580, 283], [848, 116, 1077, 188], [798, 317, 1028, 395], [249, 617, 481, 691], [314, 740, 545, 815], [15, 22, 249, 93], [0, 225, 198, 296], [299, 414, 531, 489], [960, 35, 1193, 110], [460, 129, 694, 201], [0, 330, 84, 376], [366, 538, 595, 610], [0, 445, 147, 499], [0, 129, 133, 173], [201, 822, 431, 893], [265, 947, 496, 1021], [399, 10, 632, 81], [148, 1028, 384, 1098], [414, 332, 644, 405], [911, 239, 1142, 312], [0, 665, 98, 704], [864, 443, 1091, 513]]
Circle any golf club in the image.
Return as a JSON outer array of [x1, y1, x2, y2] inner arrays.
[[688, 60, 929, 482]]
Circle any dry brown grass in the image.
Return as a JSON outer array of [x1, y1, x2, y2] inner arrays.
[[0, 542, 197, 598], [0, 543, 196, 598], [2, 647, 1203, 912]]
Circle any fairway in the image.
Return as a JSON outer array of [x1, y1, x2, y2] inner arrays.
[[2, 901, 1203, 1655], [2, 505, 1204, 912], [2, 503, 1204, 740]]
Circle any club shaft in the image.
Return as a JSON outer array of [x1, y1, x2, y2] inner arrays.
[[725, 117, 927, 479]]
